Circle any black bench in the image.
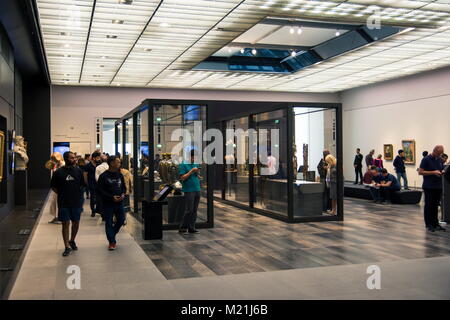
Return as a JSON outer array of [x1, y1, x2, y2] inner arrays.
[[344, 183, 422, 204]]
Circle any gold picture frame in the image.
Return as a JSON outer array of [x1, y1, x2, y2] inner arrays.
[[402, 140, 416, 165], [383, 144, 394, 161], [0, 131, 4, 182]]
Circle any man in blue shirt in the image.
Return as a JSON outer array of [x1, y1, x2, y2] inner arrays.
[[419, 145, 445, 232], [379, 168, 401, 203], [369, 166, 383, 203], [393, 149, 409, 190], [178, 150, 201, 234]]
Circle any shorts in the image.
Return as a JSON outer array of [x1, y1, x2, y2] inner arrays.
[[58, 207, 83, 222]]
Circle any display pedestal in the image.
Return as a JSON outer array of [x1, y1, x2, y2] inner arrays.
[[142, 200, 167, 240], [14, 170, 28, 206]]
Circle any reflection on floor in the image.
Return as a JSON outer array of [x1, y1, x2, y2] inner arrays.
[[127, 198, 450, 280]]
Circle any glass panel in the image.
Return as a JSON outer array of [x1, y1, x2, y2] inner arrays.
[[124, 117, 134, 212], [153, 104, 208, 227], [253, 109, 288, 217], [102, 118, 117, 155], [224, 117, 249, 205], [135, 108, 149, 215], [292, 107, 338, 217], [117, 123, 122, 157]]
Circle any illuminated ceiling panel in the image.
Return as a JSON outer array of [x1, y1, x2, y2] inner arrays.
[[36, 0, 450, 92]]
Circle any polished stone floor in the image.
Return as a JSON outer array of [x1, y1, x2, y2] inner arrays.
[[127, 198, 450, 280]]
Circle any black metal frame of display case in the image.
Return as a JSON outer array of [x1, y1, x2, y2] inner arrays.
[[115, 99, 214, 230], [213, 102, 343, 224], [116, 99, 342, 225]]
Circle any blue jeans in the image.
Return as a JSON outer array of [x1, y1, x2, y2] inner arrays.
[[104, 203, 125, 244], [396, 172, 408, 189]]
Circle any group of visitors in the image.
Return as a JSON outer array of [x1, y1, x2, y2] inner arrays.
[[354, 145, 449, 233], [47, 148, 202, 257]]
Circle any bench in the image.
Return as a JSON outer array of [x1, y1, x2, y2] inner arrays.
[[344, 182, 422, 204]]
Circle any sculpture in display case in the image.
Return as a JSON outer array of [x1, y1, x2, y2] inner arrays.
[[13, 135, 29, 171]]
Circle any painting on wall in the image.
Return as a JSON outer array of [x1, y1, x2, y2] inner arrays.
[[383, 144, 394, 161], [0, 130, 5, 182], [402, 140, 416, 165]]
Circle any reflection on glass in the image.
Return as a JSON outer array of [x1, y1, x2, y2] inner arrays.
[[292, 107, 337, 217], [224, 117, 249, 205], [117, 123, 122, 157], [253, 110, 288, 216], [135, 108, 149, 215], [124, 117, 134, 212], [153, 105, 208, 227], [102, 119, 118, 155]]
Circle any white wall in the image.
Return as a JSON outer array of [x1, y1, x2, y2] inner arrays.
[[341, 66, 450, 188], [51, 85, 339, 155]]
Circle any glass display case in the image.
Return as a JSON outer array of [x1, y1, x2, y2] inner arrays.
[[116, 100, 213, 230], [214, 104, 342, 223]]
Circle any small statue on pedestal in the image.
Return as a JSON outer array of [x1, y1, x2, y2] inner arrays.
[[14, 136, 29, 171]]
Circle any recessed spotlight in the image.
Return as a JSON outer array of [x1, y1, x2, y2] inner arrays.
[[117, 83, 121, 86], [159, 22, 170, 27], [64, 43, 70, 48], [118, 0, 132, 4], [101, 56, 107, 59], [227, 47, 232, 53], [63, 54, 71, 57], [291, 51, 297, 57], [100, 65, 105, 67], [290, 27, 295, 34], [297, 27, 302, 35], [106, 35, 118, 39], [60, 32, 72, 36], [240, 48, 245, 54], [335, 30, 341, 37], [252, 48, 257, 55], [112, 19, 124, 24], [143, 48, 152, 52]]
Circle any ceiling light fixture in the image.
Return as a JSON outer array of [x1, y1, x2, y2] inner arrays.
[[106, 35, 118, 39], [240, 48, 245, 54], [252, 48, 257, 55], [159, 22, 170, 28], [297, 27, 302, 35], [64, 43, 70, 48], [112, 20, 124, 24], [291, 51, 296, 57], [144, 48, 152, 52], [335, 30, 341, 37], [118, 0, 132, 4], [290, 26, 295, 34]]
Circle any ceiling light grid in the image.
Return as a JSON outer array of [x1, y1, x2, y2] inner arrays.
[[112, 0, 244, 86], [36, 0, 94, 84], [80, 0, 161, 84]]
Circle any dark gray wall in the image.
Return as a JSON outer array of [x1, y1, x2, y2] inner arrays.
[[0, 23, 21, 219]]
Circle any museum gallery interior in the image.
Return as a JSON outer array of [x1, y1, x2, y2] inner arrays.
[[1, 0, 450, 303]]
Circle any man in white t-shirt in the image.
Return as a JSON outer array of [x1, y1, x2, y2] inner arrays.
[[95, 154, 109, 221], [266, 153, 278, 177]]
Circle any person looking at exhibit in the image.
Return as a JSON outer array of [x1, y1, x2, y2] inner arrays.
[[50, 151, 85, 257], [95, 153, 109, 221], [365, 149, 375, 169], [393, 150, 409, 190], [325, 154, 337, 215], [84, 151, 101, 217], [45, 152, 65, 224], [178, 149, 201, 234], [353, 148, 363, 185], [317, 149, 331, 212], [362, 166, 375, 186], [373, 154, 384, 169], [419, 145, 446, 232], [97, 156, 127, 250]]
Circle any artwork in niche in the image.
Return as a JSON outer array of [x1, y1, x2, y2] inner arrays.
[[383, 144, 393, 161], [0, 131, 5, 182], [402, 140, 416, 165]]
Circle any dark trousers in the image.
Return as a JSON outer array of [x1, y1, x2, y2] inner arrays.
[[89, 186, 97, 213], [423, 188, 442, 228], [354, 166, 363, 184], [104, 203, 125, 243], [180, 191, 200, 230], [320, 179, 331, 211]]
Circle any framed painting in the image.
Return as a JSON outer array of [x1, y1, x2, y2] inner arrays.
[[383, 144, 393, 161], [0, 130, 4, 182], [402, 140, 416, 165]]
